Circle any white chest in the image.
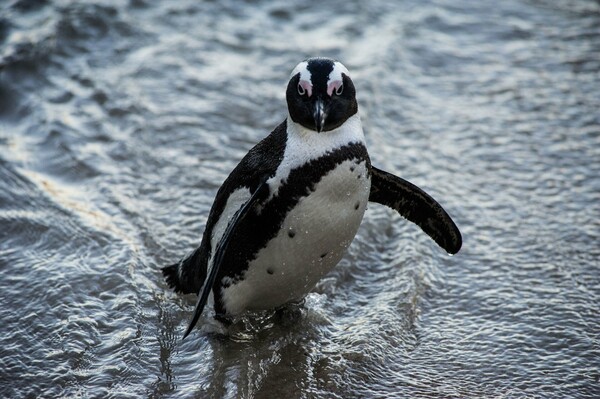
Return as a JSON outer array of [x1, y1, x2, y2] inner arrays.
[[221, 158, 371, 314]]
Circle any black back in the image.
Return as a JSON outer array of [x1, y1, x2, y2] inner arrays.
[[165, 121, 288, 295]]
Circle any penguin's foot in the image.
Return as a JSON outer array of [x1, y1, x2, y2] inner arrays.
[[275, 299, 305, 323], [214, 313, 233, 326]]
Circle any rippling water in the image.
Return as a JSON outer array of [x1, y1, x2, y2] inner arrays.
[[1, 0, 599, 397]]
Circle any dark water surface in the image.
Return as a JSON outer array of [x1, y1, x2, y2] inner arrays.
[[1, 0, 599, 397]]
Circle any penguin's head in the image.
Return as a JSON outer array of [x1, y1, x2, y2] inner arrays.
[[286, 58, 358, 133]]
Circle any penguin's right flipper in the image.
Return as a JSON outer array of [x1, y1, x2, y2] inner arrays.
[[369, 166, 462, 255], [182, 180, 269, 339]]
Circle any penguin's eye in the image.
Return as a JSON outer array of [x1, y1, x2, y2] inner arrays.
[[297, 83, 306, 96], [335, 83, 344, 96]]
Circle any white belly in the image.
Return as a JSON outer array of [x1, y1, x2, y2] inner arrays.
[[221, 159, 371, 314]]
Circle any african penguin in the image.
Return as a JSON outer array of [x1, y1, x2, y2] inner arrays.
[[162, 57, 462, 338]]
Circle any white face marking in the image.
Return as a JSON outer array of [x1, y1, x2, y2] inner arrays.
[[328, 61, 350, 82], [327, 61, 350, 96], [290, 61, 313, 97], [290, 61, 311, 81], [221, 158, 371, 314], [290, 60, 351, 98]]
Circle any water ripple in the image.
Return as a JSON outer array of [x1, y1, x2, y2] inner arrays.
[[1, 0, 599, 397]]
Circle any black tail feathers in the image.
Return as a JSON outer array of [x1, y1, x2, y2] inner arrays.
[[162, 247, 207, 295], [162, 263, 183, 293]]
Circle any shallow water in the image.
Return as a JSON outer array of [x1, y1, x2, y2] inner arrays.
[[1, 0, 599, 397]]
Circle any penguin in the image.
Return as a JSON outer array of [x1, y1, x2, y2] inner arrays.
[[162, 57, 462, 338]]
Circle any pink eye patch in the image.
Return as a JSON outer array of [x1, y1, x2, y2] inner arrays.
[[299, 80, 313, 97], [327, 80, 343, 97]]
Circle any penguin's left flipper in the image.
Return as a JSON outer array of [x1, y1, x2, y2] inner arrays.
[[182, 180, 269, 339], [369, 166, 462, 255]]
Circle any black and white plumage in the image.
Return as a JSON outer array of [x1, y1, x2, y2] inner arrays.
[[162, 57, 462, 338]]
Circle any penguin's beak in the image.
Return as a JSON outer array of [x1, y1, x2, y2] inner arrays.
[[313, 98, 327, 133]]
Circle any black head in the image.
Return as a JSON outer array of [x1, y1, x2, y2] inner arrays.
[[286, 57, 358, 133]]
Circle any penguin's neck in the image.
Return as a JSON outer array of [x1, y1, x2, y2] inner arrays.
[[264, 114, 366, 201], [285, 113, 365, 160]]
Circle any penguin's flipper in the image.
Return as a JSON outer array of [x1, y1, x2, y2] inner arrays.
[[182, 180, 268, 339], [369, 166, 462, 255]]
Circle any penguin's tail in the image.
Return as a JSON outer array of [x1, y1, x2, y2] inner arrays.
[[162, 247, 206, 295], [162, 263, 183, 293]]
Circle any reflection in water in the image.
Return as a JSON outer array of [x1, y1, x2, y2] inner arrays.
[[1, 0, 599, 397]]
